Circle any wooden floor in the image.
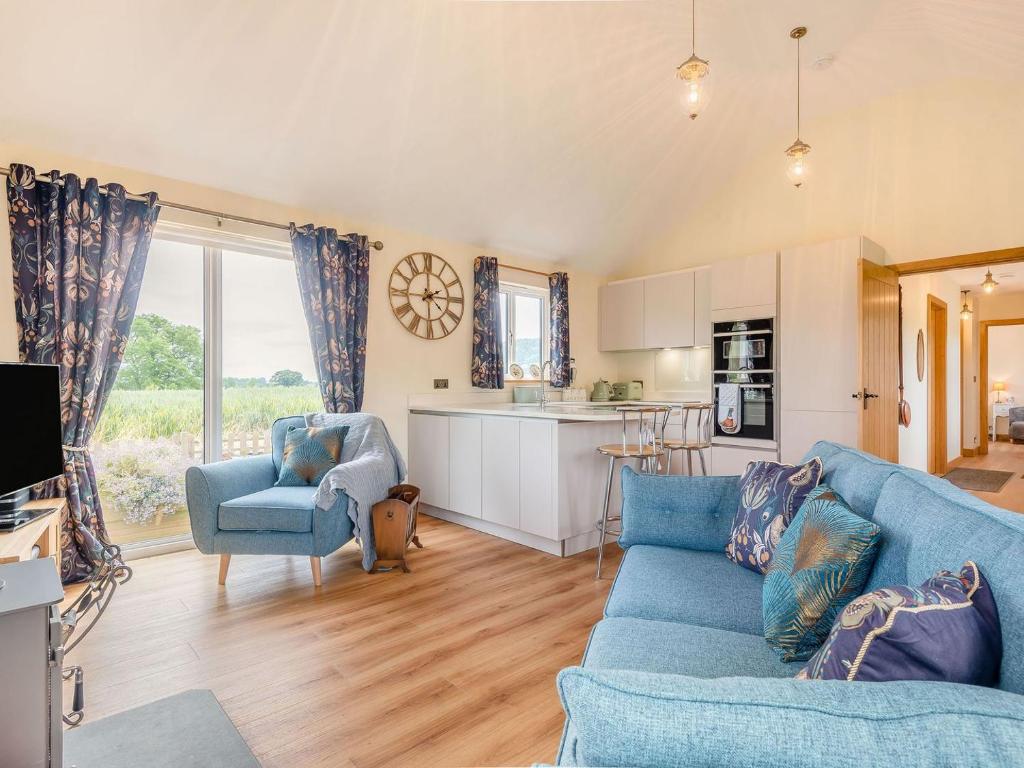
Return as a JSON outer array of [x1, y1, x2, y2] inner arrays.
[[64, 517, 622, 768], [948, 441, 1024, 513]]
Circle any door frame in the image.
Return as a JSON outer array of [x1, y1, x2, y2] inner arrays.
[[892, 245, 1024, 276], [978, 317, 1024, 455], [926, 295, 948, 475]]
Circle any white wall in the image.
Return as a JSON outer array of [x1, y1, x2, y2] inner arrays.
[[898, 273, 961, 471], [988, 324, 1024, 407], [0, 144, 616, 458]]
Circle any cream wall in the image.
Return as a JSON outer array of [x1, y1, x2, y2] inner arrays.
[[898, 273, 961, 472], [0, 144, 615, 458], [615, 80, 1024, 278], [989, 325, 1024, 407]]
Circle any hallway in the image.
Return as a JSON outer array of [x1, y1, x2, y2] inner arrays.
[[948, 442, 1024, 513]]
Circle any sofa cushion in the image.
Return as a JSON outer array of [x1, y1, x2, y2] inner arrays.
[[726, 458, 823, 574], [798, 561, 1002, 685], [803, 441, 900, 520], [763, 485, 882, 661], [867, 472, 1024, 694], [275, 425, 348, 487], [218, 486, 316, 533], [585, 617, 799, 679], [606, 545, 764, 635]]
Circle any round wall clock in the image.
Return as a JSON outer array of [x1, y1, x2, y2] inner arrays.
[[388, 252, 465, 340]]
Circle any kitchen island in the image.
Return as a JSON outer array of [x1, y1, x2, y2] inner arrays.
[[407, 401, 706, 556]]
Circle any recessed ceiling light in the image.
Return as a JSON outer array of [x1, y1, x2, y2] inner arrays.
[[813, 54, 835, 70]]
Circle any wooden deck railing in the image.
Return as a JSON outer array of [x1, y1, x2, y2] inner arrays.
[[176, 431, 274, 461]]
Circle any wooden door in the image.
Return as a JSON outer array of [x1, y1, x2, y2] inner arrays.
[[859, 259, 900, 462], [927, 296, 948, 474]]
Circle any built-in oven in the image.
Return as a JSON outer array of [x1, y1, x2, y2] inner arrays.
[[713, 318, 776, 441]]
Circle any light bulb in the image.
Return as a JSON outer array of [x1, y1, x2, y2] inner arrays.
[[684, 80, 703, 119], [981, 269, 999, 293], [785, 153, 810, 187]]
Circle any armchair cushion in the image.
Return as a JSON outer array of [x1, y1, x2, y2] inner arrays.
[[218, 486, 316, 533], [605, 545, 765, 635]]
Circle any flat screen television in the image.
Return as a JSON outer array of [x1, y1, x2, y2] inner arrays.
[[0, 362, 65, 529]]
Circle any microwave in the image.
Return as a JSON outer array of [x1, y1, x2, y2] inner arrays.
[[713, 318, 773, 374]]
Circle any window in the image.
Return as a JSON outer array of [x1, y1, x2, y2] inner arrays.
[[498, 283, 549, 378], [92, 226, 320, 549]]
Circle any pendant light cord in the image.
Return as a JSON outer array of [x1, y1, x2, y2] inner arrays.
[[691, 0, 696, 53], [796, 33, 801, 140]]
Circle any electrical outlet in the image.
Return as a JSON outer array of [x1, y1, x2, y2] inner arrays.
[[434, 379, 449, 390]]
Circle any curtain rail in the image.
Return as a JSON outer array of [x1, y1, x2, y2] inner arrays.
[[0, 165, 384, 251], [497, 261, 556, 278]]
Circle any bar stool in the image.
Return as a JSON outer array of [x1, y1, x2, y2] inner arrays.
[[663, 403, 713, 476], [595, 405, 671, 579]]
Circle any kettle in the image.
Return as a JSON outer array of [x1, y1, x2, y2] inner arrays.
[[591, 379, 612, 402]]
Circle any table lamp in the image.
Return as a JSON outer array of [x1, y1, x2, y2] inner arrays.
[[993, 381, 1006, 403]]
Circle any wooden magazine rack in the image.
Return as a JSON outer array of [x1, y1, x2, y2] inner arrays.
[[369, 484, 423, 573]]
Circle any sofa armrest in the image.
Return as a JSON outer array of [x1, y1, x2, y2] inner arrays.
[[617, 467, 740, 551], [557, 667, 1024, 768], [185, 455, 277, 553]]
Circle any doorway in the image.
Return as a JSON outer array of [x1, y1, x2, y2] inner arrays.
[[927, 295, 948, 474]]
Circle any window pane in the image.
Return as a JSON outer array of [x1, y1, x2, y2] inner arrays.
[[221, 250, 322, 458], [513, 294, 543, 371], [499, 291, 509, 371], [92, 239, 204, 547]]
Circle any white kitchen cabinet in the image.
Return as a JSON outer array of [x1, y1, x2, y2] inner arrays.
[[779, 236, 885, 464], [481, 417, 520, 528], [449, 415, 482, 518], [408, 413, 450, 508], [711, 444, 777, 477], [693, 267, 712, 347], [518, 420, 557, 539], [599, 280, 645, 351], [643, 271, 695, 349], [711, 251, 778, 319]]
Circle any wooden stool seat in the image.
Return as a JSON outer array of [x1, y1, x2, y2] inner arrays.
[[597, 444, 666, 459], [663, 438, 711, 450]]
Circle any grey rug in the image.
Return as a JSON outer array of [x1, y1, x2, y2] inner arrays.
[[943, 468, 1015, 493], [64, 689, 259, 768]]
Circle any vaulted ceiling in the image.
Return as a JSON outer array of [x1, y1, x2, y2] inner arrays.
[[2, 1, 1022, 273]]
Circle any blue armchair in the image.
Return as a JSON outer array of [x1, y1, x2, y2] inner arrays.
[[185, 416, 353, 587]]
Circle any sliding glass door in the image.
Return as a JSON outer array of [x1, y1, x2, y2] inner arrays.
[[94, 229, 318, 549]]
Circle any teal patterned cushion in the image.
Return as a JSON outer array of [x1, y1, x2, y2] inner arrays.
[[274, 425, 349, 487], [763, 485, 882, 661]]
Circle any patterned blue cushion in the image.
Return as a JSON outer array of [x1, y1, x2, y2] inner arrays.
[[763, 485, 882, 661], [797, 561, 1002, 684], [274, 425, 348, 487], [725, 458, 823, 574]]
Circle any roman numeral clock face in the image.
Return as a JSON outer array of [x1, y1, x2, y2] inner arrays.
[[388, 252, 465, 340]]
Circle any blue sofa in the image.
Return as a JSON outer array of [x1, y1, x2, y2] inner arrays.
[[556, 441, 1024, 767], [185, 416, 353, 586]]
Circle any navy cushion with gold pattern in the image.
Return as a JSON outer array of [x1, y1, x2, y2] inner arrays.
[[275, 425, 349, 487]]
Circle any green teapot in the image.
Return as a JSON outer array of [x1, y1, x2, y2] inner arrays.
[[591, 379, 612, 402]]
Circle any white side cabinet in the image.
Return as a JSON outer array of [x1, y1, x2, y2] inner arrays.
[[448, 415, 482, 518], [711, 444, 777, 477], [599, 280, 645, 351], [643, 271, 695, 349], [481, 417, 520, 529], [408, 413, 450, 509], [518, 420, 557, 539]]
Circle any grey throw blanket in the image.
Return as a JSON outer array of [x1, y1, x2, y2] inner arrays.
[[306, 412, 408, 571]]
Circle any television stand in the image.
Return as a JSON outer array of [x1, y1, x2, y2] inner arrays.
[[0, 500, 63, 574]]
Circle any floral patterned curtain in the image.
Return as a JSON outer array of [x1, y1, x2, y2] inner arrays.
[[6, 164, 159, 583], [289, 224, 370, 412], [549, 272, 570, 387], [471, 256, 504, 389]]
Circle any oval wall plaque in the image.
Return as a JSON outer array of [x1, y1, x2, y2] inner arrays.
[[916, 329, 925, 382]]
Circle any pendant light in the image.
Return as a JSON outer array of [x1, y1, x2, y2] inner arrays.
[[960, 290, 973, 321], [677, 0, 709, 119], [785, 26, 811, 187], [981, 269, 999, 293]]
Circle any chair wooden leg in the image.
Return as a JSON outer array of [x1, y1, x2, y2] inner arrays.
[[310, 556, 322, 587], [218, 554, 231, 585]]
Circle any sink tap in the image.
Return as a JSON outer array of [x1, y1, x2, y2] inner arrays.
[[540, 361, 552, 406]]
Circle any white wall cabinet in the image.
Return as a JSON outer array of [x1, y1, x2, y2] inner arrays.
[[599, 280, 645, 351], [711, 251, 778, 320], [779, 236, 885, 464], [408, 413, 450, 508], [643, 271, 695, 349], [481, 417, 520, 529], [600, 268, 709, 352], [449, 415, 482, 518]]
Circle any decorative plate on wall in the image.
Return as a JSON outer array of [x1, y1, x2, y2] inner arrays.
[[388, 252, 464, 340], [916, 329, 925, 382]]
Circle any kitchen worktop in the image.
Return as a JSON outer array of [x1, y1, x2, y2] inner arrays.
[[408, 400, 707, 422]]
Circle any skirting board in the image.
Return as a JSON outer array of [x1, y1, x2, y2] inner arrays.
[[421, 504, 600, 557]]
